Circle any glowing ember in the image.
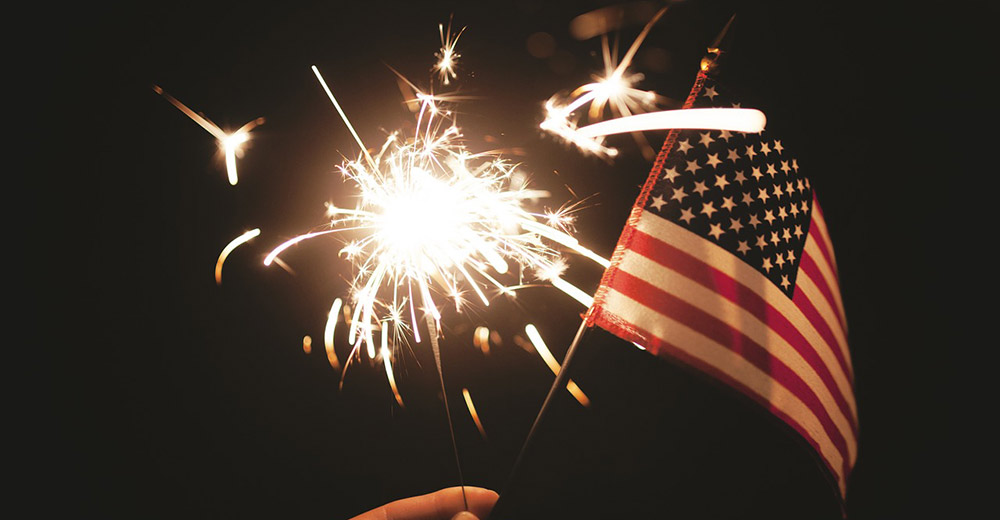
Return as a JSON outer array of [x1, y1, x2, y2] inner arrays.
[[215, 228, 261, 285]]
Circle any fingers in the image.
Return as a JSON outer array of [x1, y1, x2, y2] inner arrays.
[[350, 486, 499, 520]]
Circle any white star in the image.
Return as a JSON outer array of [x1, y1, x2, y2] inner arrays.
[[727, 148, 740, 162], [706, 153, 722, 168], [745, 145, 757, 159], [773, 184, 784, 199], [663, 166, 681, 182], [721, 196, 736, 211], [714, 174, 729, 189], [789, 203, 799, 217], [734, 170, 747, 184], [748, 213, 761, 228], [677, 139, 693, 154], [701, 201, 718, 218], [778, 206, 787, 220], [787, 249, 796, 262], [708, 223, 724, 239], [774, 251, 786, 267], [757, 188, 770, 203], [685, 159, 701, 173], [693, 181, 709, 196], [649, 195, 667, 211], [751, 166, 764, 181], [780, 160, 791, 174], [729, 217, 744, 233], [793, 225, 803, 239], [756, 234, 768, 250], [737, 240, 750, 254], [792, 158, 799, 172], [770, 231, 781, 246], [679, 207, 695, 224], [742, 191, 755, 205], [763, 209, 776, 224], [731, 102, 742, 109], [773, 140, 784, 154], [762, 256, 773, 272], [780, 275, 790, 290], [760, 142, 771, 155], [782, 227, 792, 242], [670, 187, 688, 202], [766, 163, 778, 177], [699, 132, 715, 147], [719, 130, 733, 142], [703, 86, 719, 100]]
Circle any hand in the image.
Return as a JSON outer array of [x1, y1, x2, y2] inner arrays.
[[350, 486, 499, 520]]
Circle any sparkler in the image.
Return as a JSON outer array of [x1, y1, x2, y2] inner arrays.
[[265, 66, 609, 370], [434, 17, 465, 86], [540, 7, 765, 159], [153, 85, 264, 185]]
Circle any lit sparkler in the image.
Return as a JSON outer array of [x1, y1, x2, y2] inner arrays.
[[264, 66, 608, 369], [153, 85, 264, 185]]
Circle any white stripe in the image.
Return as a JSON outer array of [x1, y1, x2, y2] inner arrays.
[[616, 250, 857, 459], [602, 287, 847, 486], [810, 202, 840, 275]]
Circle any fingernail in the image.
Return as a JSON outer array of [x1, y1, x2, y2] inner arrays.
[[451, 512, 479, 520]]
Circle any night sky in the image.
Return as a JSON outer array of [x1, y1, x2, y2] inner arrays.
[[30, 1, 960, 518]]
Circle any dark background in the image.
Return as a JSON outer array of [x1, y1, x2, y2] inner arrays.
[[29, 0, 962, 518]]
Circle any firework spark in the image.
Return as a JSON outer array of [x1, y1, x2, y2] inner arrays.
[[153, 85, 264, 185], [434, 17, 466, 86], [264, 66, 607, 372], [215, 228, 261, 285], [524, 324, 590, 407]]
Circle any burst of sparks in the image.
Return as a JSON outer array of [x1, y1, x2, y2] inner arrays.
[[434, 18, 466, 86], [215, 228, 261, 285], [264, 66, 608, 372], [540, 7, 669, 159], [153, 85, 264, 185]]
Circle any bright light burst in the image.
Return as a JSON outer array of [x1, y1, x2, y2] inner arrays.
[[434, 17, 466, 86], [264, 66, 608, 370]]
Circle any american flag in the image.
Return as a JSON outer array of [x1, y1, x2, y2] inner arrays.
[[586, 69, 857, 500]]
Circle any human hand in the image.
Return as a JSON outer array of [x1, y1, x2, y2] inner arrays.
[[349, 486, 499, 520]]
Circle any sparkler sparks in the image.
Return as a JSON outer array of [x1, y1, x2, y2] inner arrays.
[[264, 66, 608, 368], [434, 17, 466, 86], [215, 228, 261, 285], [540, 7, 765, 159], [153, 85, 264, 185]]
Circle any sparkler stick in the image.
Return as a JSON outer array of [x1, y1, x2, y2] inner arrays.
[[427, 314, 468, 511]]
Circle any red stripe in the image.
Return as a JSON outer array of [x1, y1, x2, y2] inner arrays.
[[807, 201, 839, 284], [798, 251, 848, 333], [590, 309, 849, 497], [606, 268, 854, 459], [625, 229, 857, 435], [791, 280, 854, 384]]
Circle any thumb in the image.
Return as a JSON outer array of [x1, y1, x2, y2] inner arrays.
[[451, 512, 480, 520]]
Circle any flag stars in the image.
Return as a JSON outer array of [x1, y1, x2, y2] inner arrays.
[[766, 163, 778, 177], [677, 139, 693, 154], [760, 142, 772, 155], [756, 234, 768, 250], [773, 184, 784, 199], [727, 148, 740, 162], [792, 158, 799, 172], [774, 252, 786, 268], [649, 195, 667, 211], [699, 132, 715, 147], [782, 227, 792, 242], [770, 231, 781, 246], [729, 217, 744, 233], [742, 192, 755, 205], [762, 256, 773, 272], [796, 179, 805, 192], [719, 130, 733, 142], [789, 203, 800, 217], [737, 240, 750, 255], [757, 188, 771, 203], [714, 174, 730, 189], [721, 196, 736, 211], [763, 209, 776, 224], [751, 166, 764, 181], [701, 201, 718, 218], [780, 161, 792, 174], [773, 140, 783, 154], [703, 86, 719, 100], [708, 223, 725, 239], [786, 181, 795, 196], [793, 225, 803, 239], [706, 153, 722, 168], [693, 181, 709, 196], [746, 145, 757, 159], [787, 249, 796, 263], [777, 206, 788, 220], [780, 275, 791, 290], [685, 159, 702, 173], [679, 207, 695, 224], [663, 166, 681, 182], [748, 213, 762, 228], [670, 186, 688, 202], [801, 200, 810, 213], [734, 170, 747, 184]]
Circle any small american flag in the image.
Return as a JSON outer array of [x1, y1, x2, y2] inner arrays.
[[586, 69, 858, 500]]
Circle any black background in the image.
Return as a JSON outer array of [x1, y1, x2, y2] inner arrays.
[[28, 1, 962, 518]]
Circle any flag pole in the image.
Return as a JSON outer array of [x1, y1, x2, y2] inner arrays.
[[493, 319, 589, 512]]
